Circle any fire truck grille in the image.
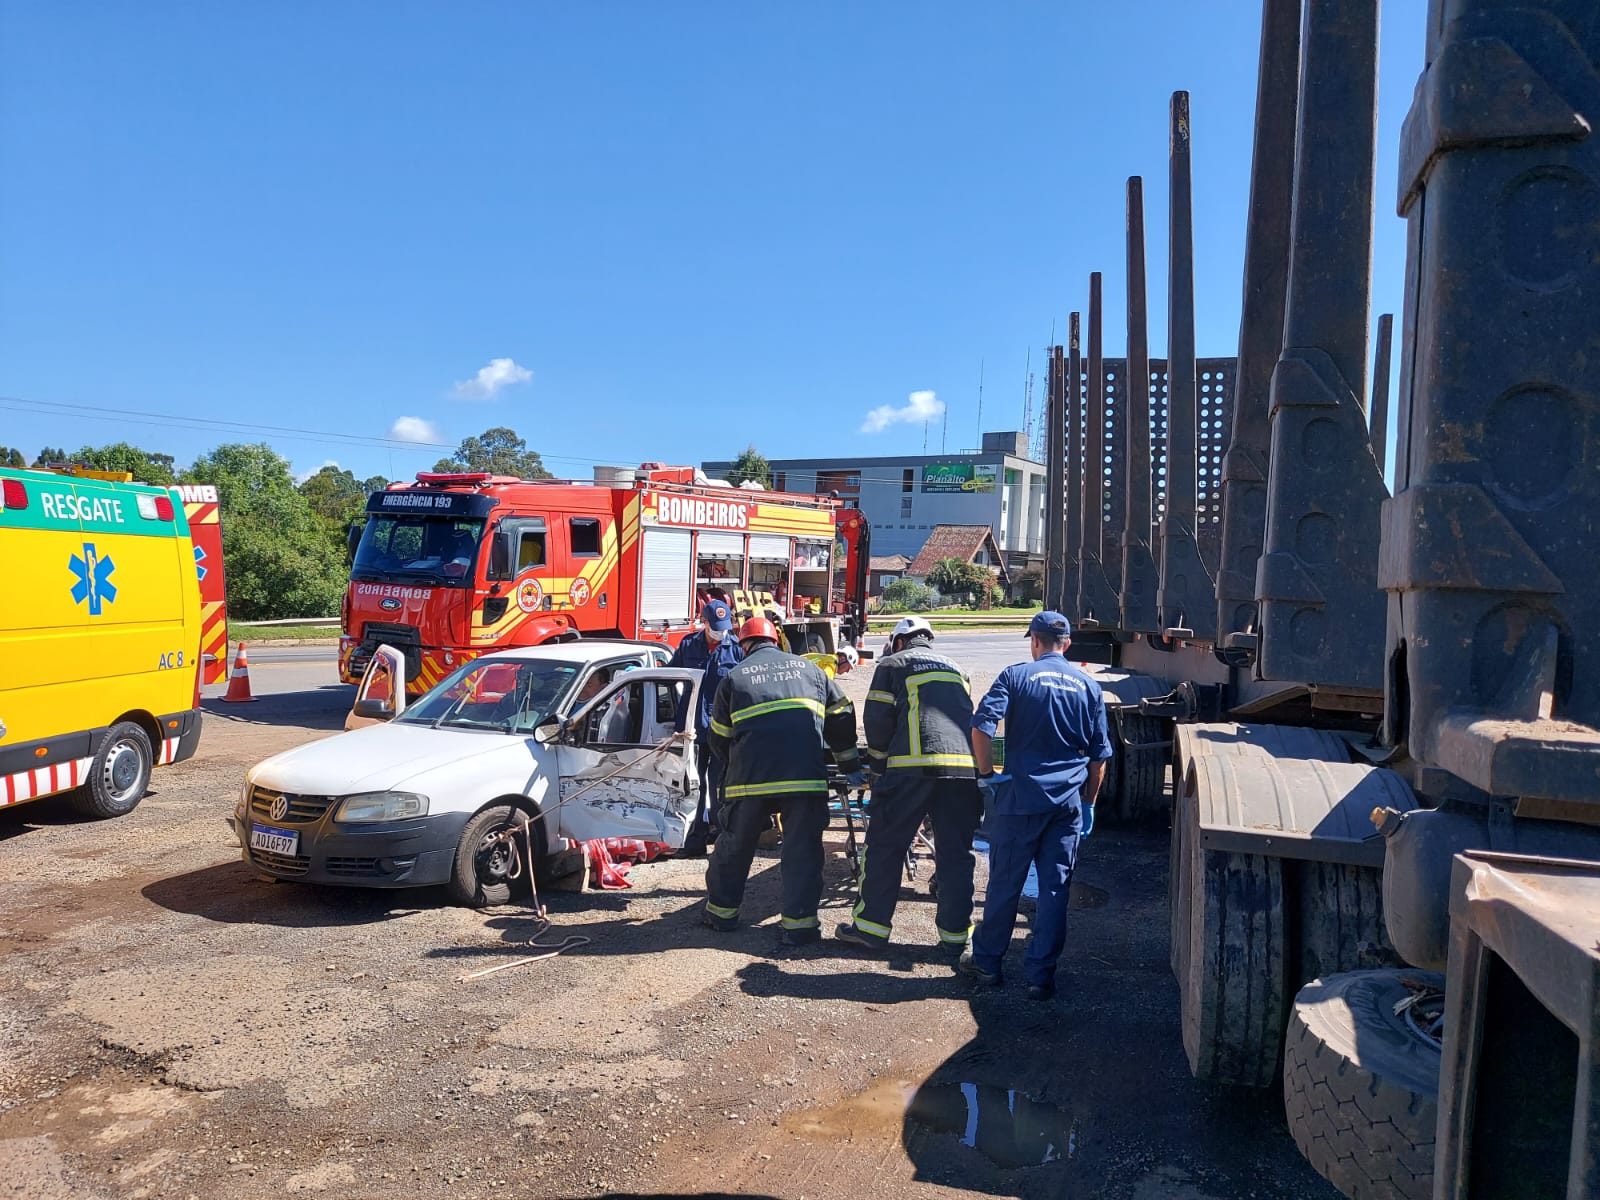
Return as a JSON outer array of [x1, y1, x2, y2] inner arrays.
[[249, 787, 336, 823]]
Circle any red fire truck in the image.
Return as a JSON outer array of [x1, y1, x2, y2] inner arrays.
[[339, 464, 871, 694]]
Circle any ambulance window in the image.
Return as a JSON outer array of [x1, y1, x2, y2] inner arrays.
[[569, 518, 602, 558]]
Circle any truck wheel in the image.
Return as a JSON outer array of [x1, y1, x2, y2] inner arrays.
[[1179, 772, 1288, 1087], [70, 722, 153, 819], [1111, 712, 1168, 820], [447, 803, 538, 907], [806, 634, 826, 655], [1284, 969, 1443, 1200]]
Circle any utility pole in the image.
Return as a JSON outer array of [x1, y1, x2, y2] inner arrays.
[[975, 357, 985, 448]]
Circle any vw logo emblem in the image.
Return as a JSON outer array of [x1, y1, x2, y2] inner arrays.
[[380, 597, 402, 611], [269, 794, 290, 821]]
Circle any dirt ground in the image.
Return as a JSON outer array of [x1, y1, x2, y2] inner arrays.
[[0, 647, 1336, 1200]]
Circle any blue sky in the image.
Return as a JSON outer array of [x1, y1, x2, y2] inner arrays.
[[1, 2, 1425, 485]]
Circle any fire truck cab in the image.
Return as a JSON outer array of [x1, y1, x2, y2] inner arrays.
[[341, 464, 870, 695]]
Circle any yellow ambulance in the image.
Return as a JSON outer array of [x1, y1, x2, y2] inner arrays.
[[0, 467, 205, 817]]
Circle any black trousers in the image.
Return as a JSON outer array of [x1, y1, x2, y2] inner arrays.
[[852, 773, 982, 945], [703, 788, 828, 931], [688, 743, 727, 846]]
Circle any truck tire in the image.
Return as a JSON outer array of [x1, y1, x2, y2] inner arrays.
[[1179, 773, 1288, 1087], [1111, 712, 1168, 820], [69, 721, 153, 819], [1284, 969, 1443, 1200], [447, 803, 539, 908]]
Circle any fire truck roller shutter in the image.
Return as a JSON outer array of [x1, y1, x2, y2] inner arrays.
[[640, 528, 693, 621], [747, 535, 790, 562], [696, 532, 745, 557]]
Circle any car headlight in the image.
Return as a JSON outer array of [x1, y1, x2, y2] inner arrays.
[[334, 791, 430, 823]]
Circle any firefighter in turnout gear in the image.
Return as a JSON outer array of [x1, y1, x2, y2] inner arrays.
[[835, 616, 982, 953], [703, 617, 863, 945]]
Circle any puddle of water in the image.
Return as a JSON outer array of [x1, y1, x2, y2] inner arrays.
[[906, 1080, 1077, 1170]]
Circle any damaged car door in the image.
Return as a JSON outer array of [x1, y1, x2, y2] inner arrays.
[[548, 667, 701, 847]]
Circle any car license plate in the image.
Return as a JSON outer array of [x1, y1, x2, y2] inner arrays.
[[250, 823, 299, 855]]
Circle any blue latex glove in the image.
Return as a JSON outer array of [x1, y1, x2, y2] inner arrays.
[[844, 769, 869, 789], [1080, 801, 1095, 839]]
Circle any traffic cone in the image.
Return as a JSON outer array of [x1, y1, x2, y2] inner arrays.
[[221, 642, 257, 703]]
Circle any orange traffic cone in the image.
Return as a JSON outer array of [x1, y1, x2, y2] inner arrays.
[[221, 642, 258, 703]]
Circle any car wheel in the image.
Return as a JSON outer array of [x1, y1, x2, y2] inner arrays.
[[70, 721, 153, 819], [446, 803, 539, 908]]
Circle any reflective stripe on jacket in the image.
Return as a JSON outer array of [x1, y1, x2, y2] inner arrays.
[[863, 639, 977, 778], [707, 644, 860, 797]]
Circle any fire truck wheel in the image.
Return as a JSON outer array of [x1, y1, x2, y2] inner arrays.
[[806, 634, 826, 655], [71, 721, 153, 819], [1284, 968, 1443, 1200], [447, 802, 542, 908]]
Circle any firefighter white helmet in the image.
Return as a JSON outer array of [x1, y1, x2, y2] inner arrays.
[[890, 616, 934, 646]]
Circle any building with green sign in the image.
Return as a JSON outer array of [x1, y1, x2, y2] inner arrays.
[[703, 431, 1045, 570]]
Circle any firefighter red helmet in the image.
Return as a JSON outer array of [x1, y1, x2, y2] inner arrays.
[[737, 617, 779, 647]]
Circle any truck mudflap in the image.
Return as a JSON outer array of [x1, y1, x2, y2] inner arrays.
[[1172, 753, 1415, 1087]]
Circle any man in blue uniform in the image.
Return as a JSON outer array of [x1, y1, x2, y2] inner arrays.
[[962, 611, 1113, 1000], [668, 599, 745, 855]]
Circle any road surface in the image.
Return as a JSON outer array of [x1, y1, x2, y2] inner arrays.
[[1, 631, 1336, 1200]]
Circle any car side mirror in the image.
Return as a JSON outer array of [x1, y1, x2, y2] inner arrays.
[[533, 719, 564, 745], [352, 698, 393, 721], [346, 522, 363, 564]]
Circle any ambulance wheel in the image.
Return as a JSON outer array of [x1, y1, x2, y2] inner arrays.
[[71, 722, 152, 819], [447, 803, 539, 908]]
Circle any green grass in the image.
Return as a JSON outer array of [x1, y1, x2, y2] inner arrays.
[[229, 622, 342, 643], [866, 606, 1038, 623]]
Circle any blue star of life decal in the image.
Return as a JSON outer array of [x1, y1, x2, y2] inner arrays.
[[194, 543, 208, 581], [69, 542, 118, 616]]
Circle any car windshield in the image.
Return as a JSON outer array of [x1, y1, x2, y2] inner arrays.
[[352, 515, 484, 587], [396, 658, 582, 732]]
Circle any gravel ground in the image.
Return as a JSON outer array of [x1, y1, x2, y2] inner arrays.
[[0, 639, 1335, 1200]]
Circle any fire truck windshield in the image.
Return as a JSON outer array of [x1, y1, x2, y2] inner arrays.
[[352, 515, 485, 587]]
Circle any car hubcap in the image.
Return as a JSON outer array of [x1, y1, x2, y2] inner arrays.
[[103, 741, 143, 800]]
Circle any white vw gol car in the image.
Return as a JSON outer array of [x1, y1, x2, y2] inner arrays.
[[228, 642, 704, 906]]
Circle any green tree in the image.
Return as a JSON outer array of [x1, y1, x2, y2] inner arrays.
[[0, 447, 26, 467], [926, 557, 996, 607], [186, 443, 346, 620], [33, 446, 66, 466], [880, 578, 936, 613], [68, 442, 178, 485], [433, 427, 551, 479], [299, 464, 369, 527], [726, 445, 771, 488]]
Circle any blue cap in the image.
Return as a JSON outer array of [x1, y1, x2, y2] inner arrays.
[[702, 600, 734, 632], [1026, 610, 1072, 640]]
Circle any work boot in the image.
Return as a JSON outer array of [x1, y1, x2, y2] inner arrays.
[[780, 926, 821, 947], [834, 922, 889, 953], [1026, 983, 1056, 1002], [956, 948, 1001, 986], [702, 908, 738, 932]]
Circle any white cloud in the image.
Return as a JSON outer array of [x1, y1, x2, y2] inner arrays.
[[388, 416, 443, 444], [453, 357, 532, 401], [295, 458, 340, 484], [860, 389, 944, 434]]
